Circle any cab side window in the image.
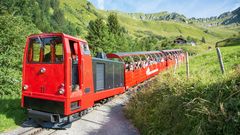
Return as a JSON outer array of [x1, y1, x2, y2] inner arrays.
[[69, 40, 78, 64], [81, 42, 90, 55]]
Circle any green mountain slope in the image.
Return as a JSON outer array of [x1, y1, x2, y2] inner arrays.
[[59, 0, 98, 36], [122, 11, 187, 22], [221, 7, 240, 25], [60, 0, 237, 45]]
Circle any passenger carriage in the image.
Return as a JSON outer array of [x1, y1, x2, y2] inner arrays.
[[107, 51, 168, 89]]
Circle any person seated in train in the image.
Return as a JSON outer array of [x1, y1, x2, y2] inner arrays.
[[72, 55, 78, 64], [125, 63, 129, 71], [150, 58, 154, 65], [130, 62, 134, 71], [145, 61, 149, 67], [44, 40, 57, 63], [136, 61, 140, 68], [134, 62, 138, 69], [126, 62, 131, 71], [139, 61, 142, 68], [142, 61, 146, 68], [156, 56, 160, 62], [153, 58, 157, 64]]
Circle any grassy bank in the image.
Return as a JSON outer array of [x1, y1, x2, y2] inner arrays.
[[0, 96, 27, 132], [125, 46, 240, 135]]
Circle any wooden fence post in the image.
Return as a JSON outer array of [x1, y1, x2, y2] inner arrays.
[[216, 47, 225, 74], [186, 52, 189, 79]]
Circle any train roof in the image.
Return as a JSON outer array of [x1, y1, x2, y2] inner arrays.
[[107, 51, 163, 58], [162, 49, 183, 52], [27, 33, 87, 43], [107, 49, 184, 58]]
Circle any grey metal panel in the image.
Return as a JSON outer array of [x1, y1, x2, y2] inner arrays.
[[116, 63, 124, 87], [114, 63, 120, 87], [105, 63, 114, 89], [96, 63, 105, 91], [92, 57, 124, 93]]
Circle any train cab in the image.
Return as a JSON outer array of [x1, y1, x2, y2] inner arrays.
[[21, 33, 96, 128], [21, 33, 125, 128]]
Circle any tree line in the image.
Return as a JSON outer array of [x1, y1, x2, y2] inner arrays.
[[86, 13, 164, 54]]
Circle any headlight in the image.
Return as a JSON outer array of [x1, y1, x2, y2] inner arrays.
[[59, 88, 65, 95], [23, 85, 28, 90]]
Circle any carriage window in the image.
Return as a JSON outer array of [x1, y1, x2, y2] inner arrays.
[[82, 42, 90, 55], [28, 36, 63, 63]]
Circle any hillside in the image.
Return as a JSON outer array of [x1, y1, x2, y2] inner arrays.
[[221, 7, 240, 25], [60, 0, 238, 45], [59, 0, 98, 36], [113, 6, 240, 26], [125, 12, 187, 22]]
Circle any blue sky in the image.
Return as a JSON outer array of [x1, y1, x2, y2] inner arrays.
[[88, 0, 240, 18]]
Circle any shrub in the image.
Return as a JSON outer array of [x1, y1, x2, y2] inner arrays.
[[0, 15, 39, 96]]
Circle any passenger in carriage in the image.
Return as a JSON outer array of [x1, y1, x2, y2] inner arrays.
[[134, 62, 137, 69], [142, 60, 146, 68], [141, 60, 145, 68], [126, 61, 133, 71], [130, 62, 134, 71], [153, 57, 157, 64], [150, 57, 156, 65], [138, 61, 141, 68], [156, 54, 161, 63], [144, 60, 148, 67], [125, 63, 130, 71], [135, 61, 139, 69], [139, 61, 142, 68]]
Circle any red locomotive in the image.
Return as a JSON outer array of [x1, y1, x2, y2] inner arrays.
[[21, 33, 185, 128]]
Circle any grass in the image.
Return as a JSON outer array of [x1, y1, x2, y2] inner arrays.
[[125, 46, 240, 135], [0, 96, 27, 132]]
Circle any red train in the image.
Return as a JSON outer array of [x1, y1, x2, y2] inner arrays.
[[21, 33, 185, 128]]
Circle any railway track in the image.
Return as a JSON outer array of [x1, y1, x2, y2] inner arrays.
[[16, 77, 155, 135], [18, 127, 57, 135]]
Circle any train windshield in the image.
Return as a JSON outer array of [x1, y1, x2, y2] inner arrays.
[[27, 36, 63, 63]]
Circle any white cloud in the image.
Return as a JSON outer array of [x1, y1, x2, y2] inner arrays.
[[97, 0, 105, 10]]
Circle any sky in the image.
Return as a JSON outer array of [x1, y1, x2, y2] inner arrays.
[[88, 0, 240, 18]]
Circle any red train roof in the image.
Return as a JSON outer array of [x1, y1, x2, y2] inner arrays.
[[107, 49, 183, 59], [162, 49, 183, 52], [107, 51, 162, 58], [27, 33, 87, 43]]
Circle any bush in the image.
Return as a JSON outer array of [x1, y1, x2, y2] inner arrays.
[[0, 15, 39, 96]]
